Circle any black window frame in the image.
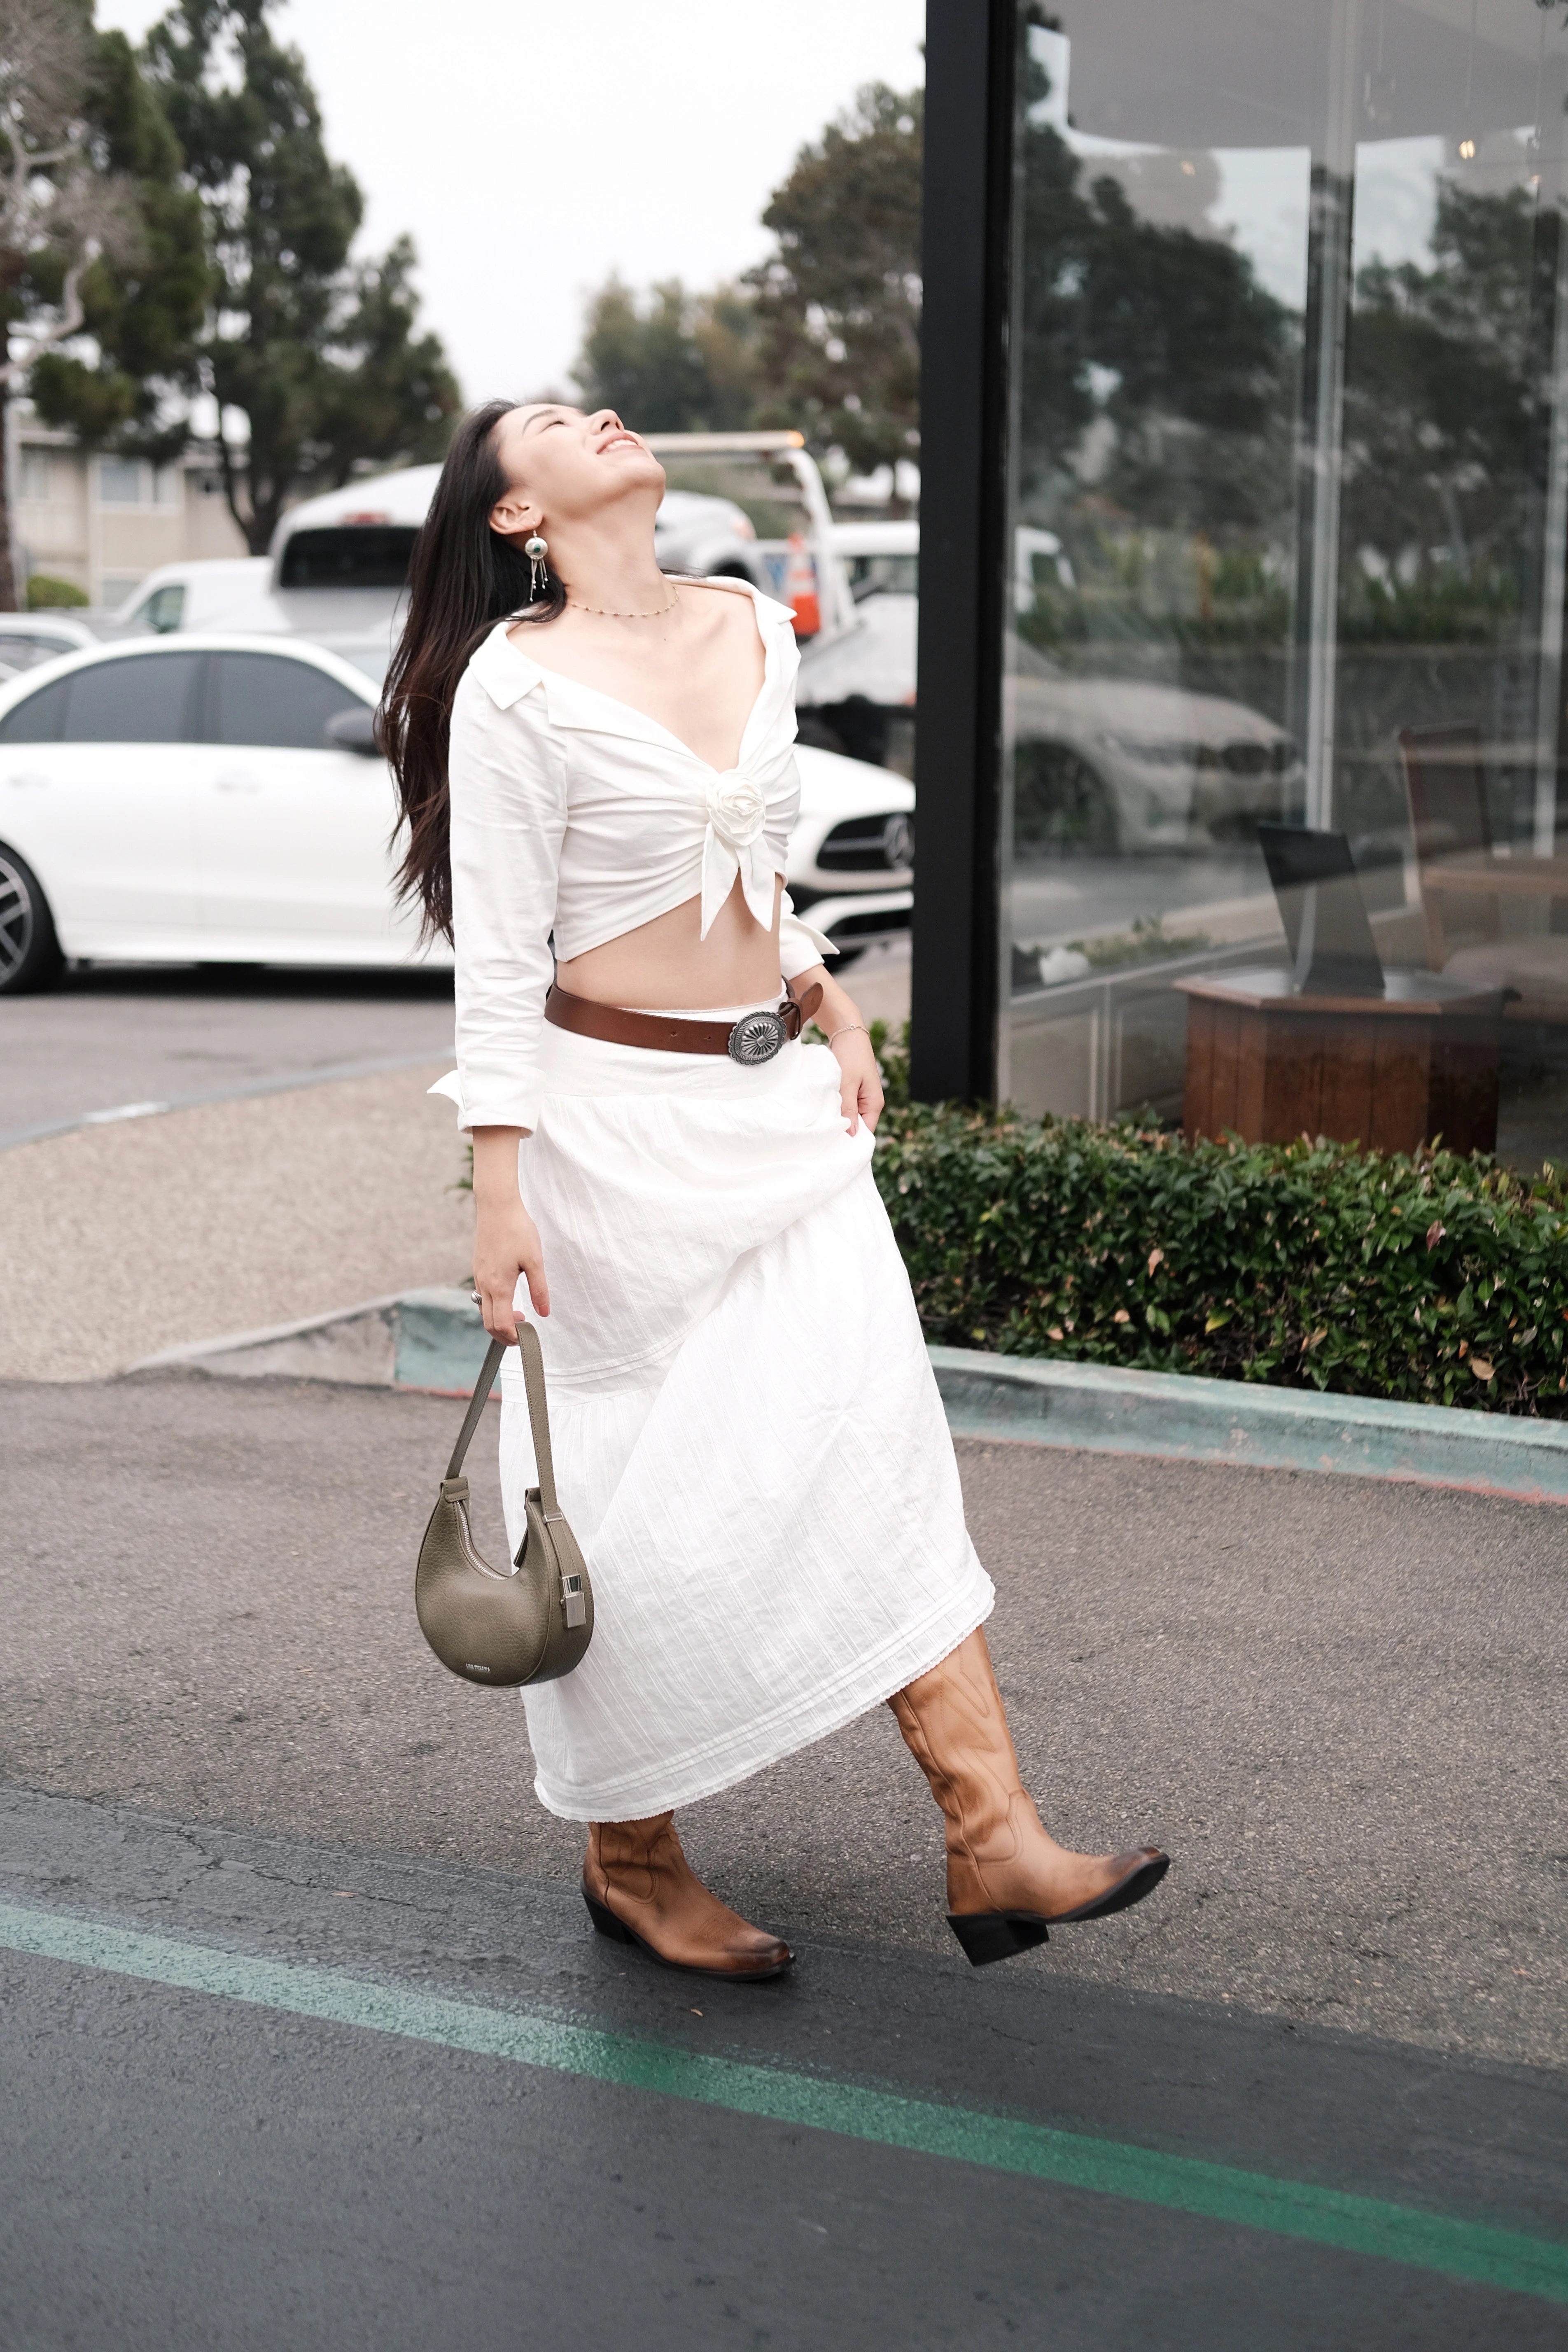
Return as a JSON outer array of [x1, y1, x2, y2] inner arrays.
[[909, 0, 1017, 1106]]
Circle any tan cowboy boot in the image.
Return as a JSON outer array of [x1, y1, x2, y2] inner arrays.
[[889, 1629, 1169, 1967], [583, 1813, 793, 1979]]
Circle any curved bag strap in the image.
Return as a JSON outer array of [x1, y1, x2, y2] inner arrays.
[[443, 1321, 560, 1516]]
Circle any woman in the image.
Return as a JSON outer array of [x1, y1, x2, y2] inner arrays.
[[384, 399, 1169, 1980]]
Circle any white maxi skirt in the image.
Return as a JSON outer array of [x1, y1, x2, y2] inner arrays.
[[496, 1009, 995, 1821]]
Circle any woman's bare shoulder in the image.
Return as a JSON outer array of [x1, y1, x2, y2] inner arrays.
[[674, 577, 768, 643]]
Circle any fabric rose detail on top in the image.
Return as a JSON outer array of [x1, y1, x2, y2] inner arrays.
[[706, 772, 767, 849], [699, 767, 778, 938]]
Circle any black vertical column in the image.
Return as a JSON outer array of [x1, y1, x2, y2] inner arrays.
[[909, 0, 1017, 1104]]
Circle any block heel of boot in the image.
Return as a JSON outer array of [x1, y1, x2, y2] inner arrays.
[[946, 1909, 1051, 1968], [584, 1891, 636, 1945]]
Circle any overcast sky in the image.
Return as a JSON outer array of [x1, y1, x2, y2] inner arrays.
[[97, 0, 927, 406]]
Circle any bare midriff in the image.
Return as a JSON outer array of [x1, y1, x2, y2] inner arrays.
[[554, 870, 789, 1010]]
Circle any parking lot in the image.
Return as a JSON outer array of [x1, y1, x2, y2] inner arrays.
[[3, 956, 1567, 2343], [4, 1374, 1567, 2343]]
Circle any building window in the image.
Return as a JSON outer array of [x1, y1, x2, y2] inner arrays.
[[982, 0, 1568, 1171], [95, 457, 180, 507], [98, 457, 146, 505], [19, 450, 52, 504]]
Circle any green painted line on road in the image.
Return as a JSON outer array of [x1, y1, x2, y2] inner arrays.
[[2, 1899, 1563, 2305]]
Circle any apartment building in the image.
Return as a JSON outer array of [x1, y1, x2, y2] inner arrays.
[[12, 412, 250, 610]]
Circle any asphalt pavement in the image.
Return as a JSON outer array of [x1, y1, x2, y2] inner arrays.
[[0, 962, 457, 1145], [0, 948, 913, 1149], [2, 1370, 1565, 2345]]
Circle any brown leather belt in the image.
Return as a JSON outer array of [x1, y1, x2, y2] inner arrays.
[[545, 979, 822, 1065]]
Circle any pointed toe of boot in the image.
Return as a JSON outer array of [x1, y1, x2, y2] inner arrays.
[[1048, 1848, 1170, 1925], [736, 1927, 795, 1978], [945, 1848, 1172, 1966]]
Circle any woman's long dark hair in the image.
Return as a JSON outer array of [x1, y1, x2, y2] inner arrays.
[[381, 399, 565, 941]]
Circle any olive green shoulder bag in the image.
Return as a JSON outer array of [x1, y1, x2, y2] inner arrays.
[[415, 1320, 593, 1687]]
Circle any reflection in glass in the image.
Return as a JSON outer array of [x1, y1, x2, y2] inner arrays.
[[999, 0, 1568, 1170]]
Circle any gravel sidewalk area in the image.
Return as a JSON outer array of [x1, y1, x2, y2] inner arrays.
[[0, 1066, 472, 1381]]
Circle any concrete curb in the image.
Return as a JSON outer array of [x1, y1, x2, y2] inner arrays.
[[130, 1287, 488, 1394], [930, 1348, 1568, 1506], [133, 1289, 1568, 1504]]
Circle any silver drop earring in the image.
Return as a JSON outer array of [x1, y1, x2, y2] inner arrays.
[[525, 532, 550, 602]]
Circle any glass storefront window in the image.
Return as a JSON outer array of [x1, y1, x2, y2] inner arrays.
[[999, 0, 1568, 1170]]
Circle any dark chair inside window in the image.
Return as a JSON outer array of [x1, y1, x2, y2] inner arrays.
[[1398, 725, 1490, 966]]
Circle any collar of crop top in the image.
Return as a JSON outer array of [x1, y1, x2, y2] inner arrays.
[[466, 576, 799, 774]]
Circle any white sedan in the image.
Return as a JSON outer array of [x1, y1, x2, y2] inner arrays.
[[0, 635, 912, 991]]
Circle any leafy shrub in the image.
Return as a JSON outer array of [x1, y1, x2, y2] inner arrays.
[[870, 1034, 1568, 1415], [25, 574, 89, 609]]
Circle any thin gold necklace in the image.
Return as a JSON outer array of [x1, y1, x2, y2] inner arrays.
[[567, 584, 680, 620]]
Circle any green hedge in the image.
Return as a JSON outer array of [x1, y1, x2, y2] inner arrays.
[[867, 1032, 1568, 1416], [25, 574, 89, 609]]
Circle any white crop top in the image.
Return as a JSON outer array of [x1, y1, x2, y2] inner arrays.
[[439, 578, 836, 1134]]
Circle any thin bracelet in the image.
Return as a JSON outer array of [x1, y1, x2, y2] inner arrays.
[[827, 1022, 869, 1046]]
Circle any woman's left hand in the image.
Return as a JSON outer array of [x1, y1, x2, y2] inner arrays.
[[831, 1027, 884, 1136]]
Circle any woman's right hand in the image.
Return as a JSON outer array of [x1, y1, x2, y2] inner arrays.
[[470, 1126, 550, 1341]]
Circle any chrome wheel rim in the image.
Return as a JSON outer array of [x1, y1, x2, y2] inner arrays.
[[0, 852, 34, 984]]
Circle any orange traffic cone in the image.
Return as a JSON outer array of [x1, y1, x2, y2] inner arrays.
[[784, 533, 821, 639]]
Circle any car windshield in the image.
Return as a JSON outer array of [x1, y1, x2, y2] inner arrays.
[[0, 632, 79, 669], [278, 527, 418, 590]]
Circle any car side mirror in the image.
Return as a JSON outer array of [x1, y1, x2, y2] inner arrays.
[[324, 704, 381, 756]]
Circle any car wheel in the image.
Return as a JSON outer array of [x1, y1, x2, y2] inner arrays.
[[0, 842, 63, 994], [1014, 741, 1119, 854]]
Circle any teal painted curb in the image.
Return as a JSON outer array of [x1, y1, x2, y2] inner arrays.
[[138, 1288, 1568, 1503], [931, 1349, 1568, 1505], [392, 1286, 489, 1391]]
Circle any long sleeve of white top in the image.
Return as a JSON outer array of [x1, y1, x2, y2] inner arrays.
[[778, 890, 838, 980], [446, 674, 567, 1137]]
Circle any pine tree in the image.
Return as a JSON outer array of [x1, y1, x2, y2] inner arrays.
[[573, 277, 758, 434], [143, 0, 458, 552], [26, 21, 211, 459], [747, 83, 923, 479], [0, 0, 206, 607]]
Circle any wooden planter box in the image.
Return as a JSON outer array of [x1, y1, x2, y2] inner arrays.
[[1176, 968, 1506, 1156]]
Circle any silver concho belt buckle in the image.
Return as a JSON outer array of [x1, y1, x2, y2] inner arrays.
[[727, 1007, 788, 1065]]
